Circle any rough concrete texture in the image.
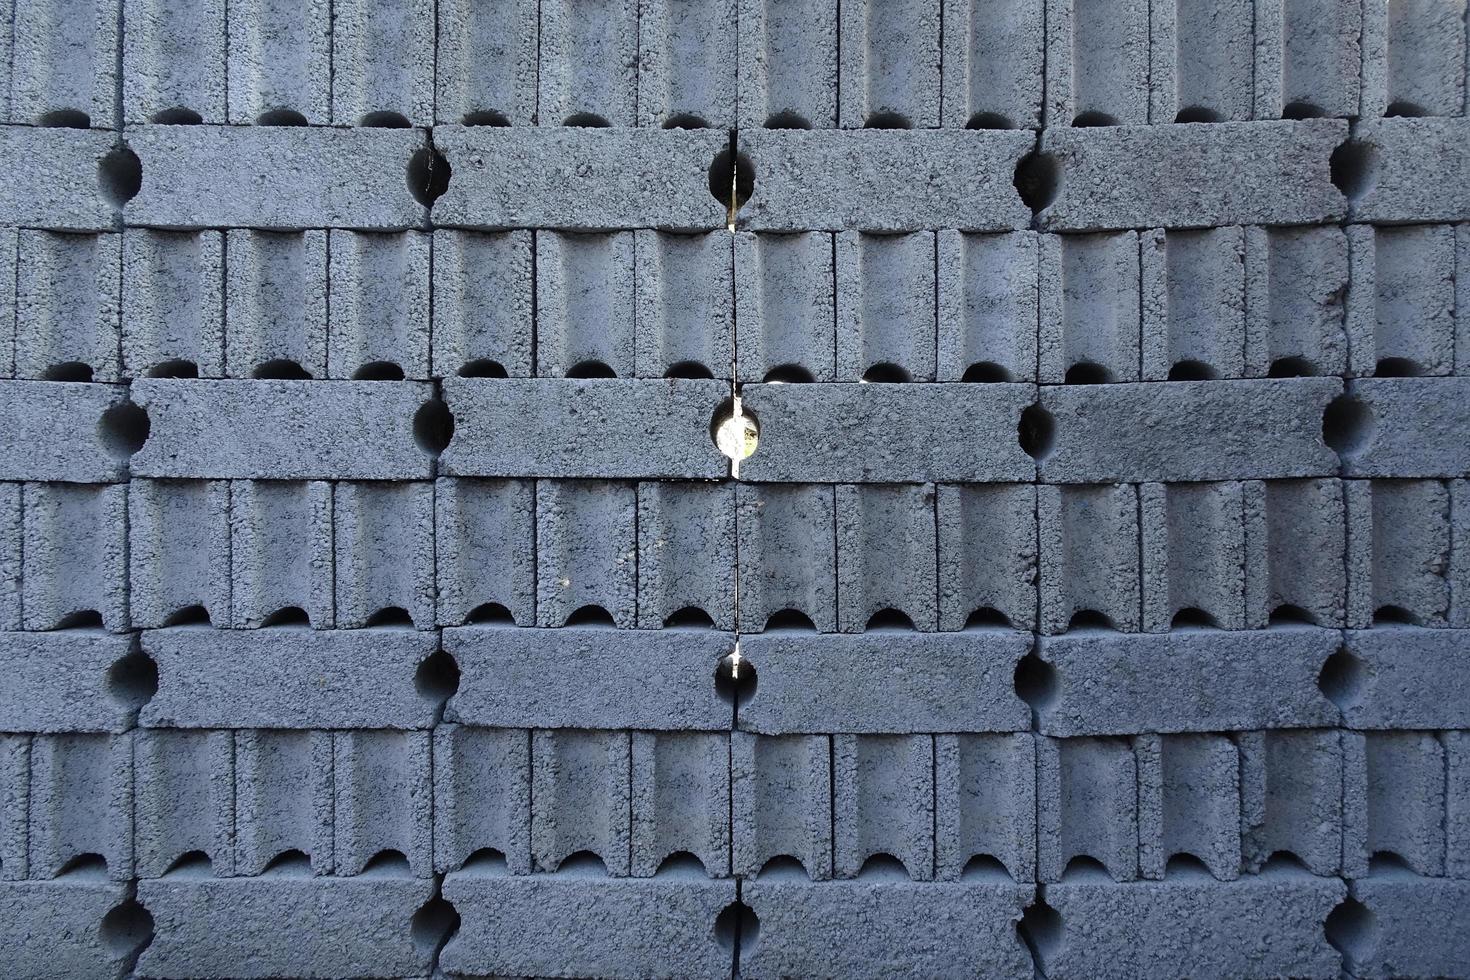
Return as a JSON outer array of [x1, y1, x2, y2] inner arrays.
[[4, 4, 1470, 977]]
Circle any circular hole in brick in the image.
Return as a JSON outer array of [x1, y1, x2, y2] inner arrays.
[[458, 359, 508, 378], [664, 113, 709, 130], [262, 606, 310, 628], [564, 112, 610, 128], [1165, 853, 1212, 878], [962, 361, 1012, 382], [1017, 898, 1062, 971], [407, 144, 452, 206], [413, 397, 455, 456], [764, 609, 816, 632], [664, 606, 716, 629], [1324, 896, 1375, 969], [567, 360, 617, 379], [352, 360, 405, 381], [764, 111, 811, 130], [1322, 393, 1373, 458], [1372, 604, 1417, 626], [43, 361, 94, 382], [58, 853, 108, 877], [865, 608, 916, 631], [1373, 357, 1420, 377], [1330, 139, 1376, 202], [1017, 403, 1054, 460], [1013, 150, 1059, 214], [861, 363, 911, 383], [39, 108, 91, 128], [100, 899, 155, 958], [713, 900, 760, 954], [152, 107, 203, 124], [415, 649, 461, 704], [1173, 106, 1221, 124], [714, 650, 757, 706], [107, 650, 159, 709], [656, 851, 707, 875], [1318, 647, 1366, 710], [57, 610, 104, 630], [1071, 110, 1118, 127], [1067, 609, 1114, 632], [962, 854, 1013, 881], [252, 359, 312, 380], [1282, 101, 1324, 120], [763, 364, 815, 383], [964, 607, 1013, 630], [256, 108, 308, 126], [361, 111, 412, 128], [147, 359, 199, 379], [565, 605, 617, 627], [410, 895, 461, 956], [97, 401, 150, 459], [463, 110, 510, 126], [262, 849, 309, 874], [1013, 652, 1057, 714], [966, 111, 1013, 130], [1170, 607, 1219, 630], [98, 143, 142, 206], [467, 602, 515, 625], [857, 853, 912, 879], [1267, 355, 1315, 378], [1063, 361, 1111, 384], [1268, 604, 1316, 628], [709, 144, 755, 213], [461, 847, 508, 872], [664, 360, 715, 380], [164, 605, 211, 627], [366, 606, 414, 628], [1384, 100, 1425, 118], [711, 397, 759, 461], [1167, 359, 1217, 381], [864, 111, 912, 130]]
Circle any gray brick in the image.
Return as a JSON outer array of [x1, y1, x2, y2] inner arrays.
[[1348, 876, 1470, 980], [27, 733, 133, 880], [1038, 628, 1339, 736], [330, 0, 433, 126], [1147, 0, 1254, 124], [1238, 729, 1344, 876], [734, 231, 836, 383], [0, 631, 138, 733], [141, 627, 440, 730], [1360, 0, 1467, 118], [735, 483, 837, 633], [128, 479, 231, 629], [1141, 226, 1247, 381], [435, 0, 537, 125], [535, 231, 636, 378], [444, 625, 734, 730], [1044, 0, 1150, 126], [433, 126, 728, 231], [937, 230, 1038, 382], [22, 483, 128, 632], [1345, 479, 1451, 628], [838, 0, 940, 128], [125, 125, 424, 230], [1341, 378, 1470, 478], [1039, 379, 1341, 483], [433, 723, 531, 875], [538, 0, 637, 127], [442, 869, 735, 980], [1140, 481, 1247, 632], [631, 731, 730, 877], [1450, 730, 1470, 877], [137, 874, 436, 978], [639, 0, 737, 129], [1243, 225, 1348, 377], [1354, 118, 1470, 224], [130, 379, 435, 480], [332, 729, 432, 876], [433, 477, 535, 627], [1346, 731, 1447, 878], [738, 631, 1031, 734], [430, 230, 533, 378], [0, 878, 140, 978], [224, 230, 327, 377], [15, 231, 120, 382], [1037, 735, 1139, 882], [10, 0, 119, 128], [122, 230, 225, 379], [0, 486, 19, 630], [735, 0, 838, 128], [333, 481, 434, 630], [534, 479, 638, 628], [0, 126, 116, 231], [1346, 224, 1456, 377], [1039, 231, 1140, 383], [123, 0, 225, 123], [0, 736, 25, 879], [226, 0, 331, 124], [134, 728, 232, 877], [531, 729, 632, 876], [1136, 733, 1241, 882], [233, 729, 333, 876], [937, 483, 1037, 631], [836, 483, 938, 631], [732, 732, 832, 879], [836, 231, 936, 381], [934, 732, 1035, 881], [440, 379, 728, 480], [0, 382, 131, 483], [1255, 0, 1363, 119], [940, 0, 1043, 129], [0, 230, 15, 378], [1039, 483, 1141, 634], [326, 231, 430, 380], [637, 481, 736, 630], [739, 128, 1033, 231], [229, 479, 334, 629], [1243, 478, 1346, 628], [833, 734, 934, 880], [634, 230, 734, 380], [1038, 120, 1348, 231]]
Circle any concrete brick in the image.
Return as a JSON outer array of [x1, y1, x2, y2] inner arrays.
[[0, 126, 116, 231], [441, 379, 728, 480], [937, 230, 1038, 382], [940, 0, 1043, 129], [534, 479, 638, 628], [129, 479, 230, 628], [934, 733, 1034, 881], [631, 731, 730, 877], [1039, 378, 1341, 483], [735, 0, 838, 129], [1341, 378, 1470, 478], [639, 0, 737, 129], [1456, 479, 1470, 628], [742, 877, 1032, 979], [333, 481, 434, 630], [332, 729, 432, 877], [536, 231, 636, 378], [15, 231, 120, 382], [433, 724, 531, 875], [141, 627, 440, 730], [0, 735, 25, 879], [433, 125, 729, 231], [1346, 731, 1446, 878], [137, 873, 436, 979], [1360, 0, 1467, 118], [1347, 876, 1470, 980], [836, 231, 936, 381], [1354, 118, 1470, 224], [433, 477, 535, 627], [326, 231, 429, 380], [10, 0, 118, 128], [838, 0, 940, 128], [0, 485, 18, 630], [0, 631, 139, 733], [739, 128, 1033, 231], [134, 727, 231, 877], [740, 382, 1036, 483], [1038, 483, 1141, 634], [1037, 736, 1138, 882], [634, 230, 734, 380], [435, 0, 537, 125], [0, 878, 143, 978], [22, 483, 128, 632], [28, 733, 132, 880], [732, 732, 832, 879], [835, 483, 937, 631], [121, 229, 226, 379], [531, 729, 632, 875], [228, 479, 334, 629], [1041, 871, 1345, 979], [937, 483, 1037, 631], [738, 631, 1031, 735], [1045, 0, 1150, 126], [226, 0, 331, 124], [0, 382, 132, 483], [1140, 481, 1247, 631], [123, 0, 226, 123], [1460, 226, 1470, 378], [442, 867, 735, 980], [224, 229, 327, 378], [538, 0, 637, 127], [637, 481, 736, 630], [734, 231, 836, 383], [736, 483, 837, 633], [1038, 628, 1339, 736], [1451, 731, 1470, 876], [1141, 226, 1247, 381], [1242, 224, 1348, 377], [1255, 0, 1363, 119], [130, 380, 434, 480], [1136, 733, 1241, 881], [445, 625, 734, 731], [430, 229, 533, 378], [1346, 479, 1451, 628], [1243, 478, 1346, 627], [1148, 0, 1254, 124], [1341, 629, 1470, 730], [125, 124, 424, 230], [1038, 120, 1348, 231], [834, 734, 934, 880], [233, 729, 333, 876], [1346, 224, 1456, 377], [1039, 231, 1140, 383], [1238, 729, 1343, 876], [330, 0, 433, 126], [0, 229, 15, 378]]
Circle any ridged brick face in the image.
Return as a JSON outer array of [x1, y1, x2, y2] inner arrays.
[[0, 1, 1469, 977]]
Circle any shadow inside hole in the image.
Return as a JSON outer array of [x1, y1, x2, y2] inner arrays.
[[262, 849, 310, 875], [713, 652, 757, 705], [460, 848, 509, 873], [40, 108, 91, 128], [864, 111, 912, 130], [1322, 393, 1373, 457], [148, 359, 199, 379], [410, 895, 462, 956], [708, 143, 755, 213], [1167, 359, 1216, 381], [1169, 607, 1219, 630], [1063, 361, 1111, 385], [961, 362, 1012, 383], [1017, 898, 1063, 973], [966, 111, 1013, 130], [99, 899, 155, 958], [564, 605, 616, 628], [413, 398, 455, 456], [107, 651, 159, 709], [1071, 110, 1118, 127], [1164, 853, 1214, 878], [152, 107, 203, 125], [713, 900, 760, 954], [98, 143, 142, 207], [59, 853, 109, 878], [43, 361, 94, 382], [463, 110, 510, 126], [961, 854, 1014, 882], [556, 850, 609, 875], [365, 606, 414, 628], [566, 360, 617, 379], [1013, 652, 1058, 715], [1066, 609, 1114, 632], [663, 113, 708, 130], [261, 606, 311, 628], [664, 606, 716, 629], [257, 108, 308, 126], [1013, 151, 1059, 213], [165, 850, 213, 876], [1282, 101, 1324, 120], [458, 359, 508, 378], [764, 111, 811, 130], [1017, 403, 1054, 460], [856, 853, 912, 880], [253, 359, 312, 380], [1173, 106, 1221, 124], [1317, 647, 1366, 710], [710, 397, 759, 462], [1384, 100, 1424, 118], [362, 849, 411, 876], [352, 361, 406, 381], [98, 401, 150, 459], [361, 111, 412, 128], [1373, 357, 1420, 377], [1324, 897, 1375, 969], [1372, 604, 1417, 626], [564, 112, 610, 128], [55, 610, 104, 630], [407, 145, 452, 206], [763, 364, 815, 384], [1267, 355, 1316, 378], [864, 608, 916, 631], [163, 605, 211, 627], [764, 608, 816, 632], [664, 360, 715, 380], [1330, 139, 1376, 202], [655, 851, 708, 877], [963, 607, 1013, 630], [415, 650, 461, 706], [1268, 604, 1317, 628], [861, 363, 911, 383], [466, 602, 516, 626]]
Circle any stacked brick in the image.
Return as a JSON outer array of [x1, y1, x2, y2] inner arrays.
[[0, 1, 1468, 978]]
